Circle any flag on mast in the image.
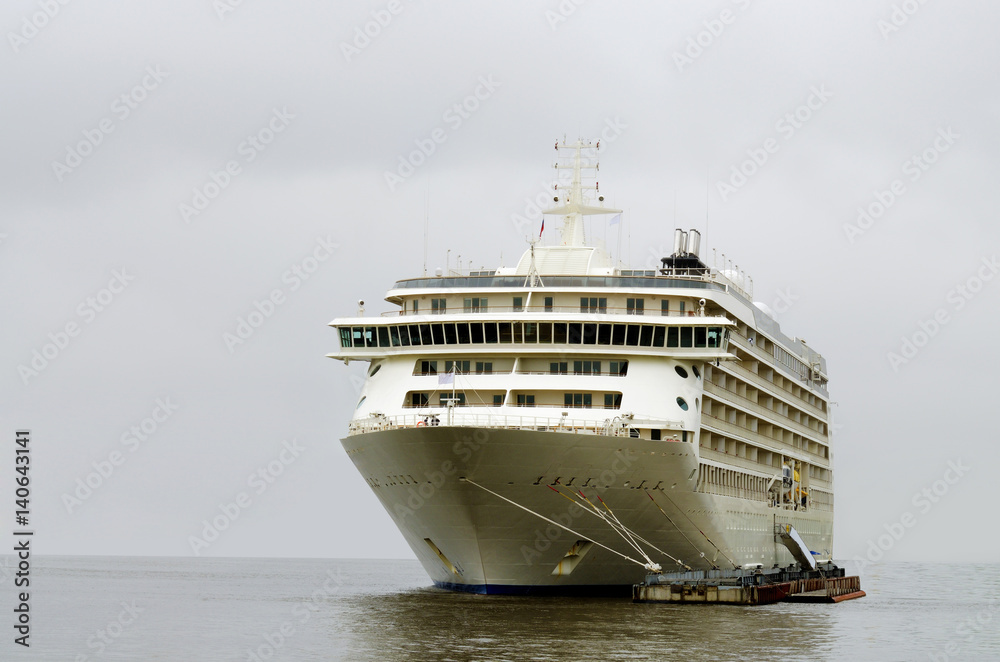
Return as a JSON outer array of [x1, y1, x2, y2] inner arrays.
[[609, 214, 621, 225], [438, 371, 454, 385], [539, 219, 545, 236]]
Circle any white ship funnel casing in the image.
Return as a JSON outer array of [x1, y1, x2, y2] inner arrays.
[[685, 229, 700, 257], [673, 229, 687, 256]]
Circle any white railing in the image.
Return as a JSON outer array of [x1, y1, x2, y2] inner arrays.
[[347, 412, 683, 437]]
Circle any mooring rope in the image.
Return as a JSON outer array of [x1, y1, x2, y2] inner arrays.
[[461, 478, 652, 570], [648, 489, 740, 570], [645, 490, 719, 570]]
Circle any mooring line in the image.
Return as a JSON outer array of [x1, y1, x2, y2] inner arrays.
[[462, 478, 651, 570], [649, 489, 740, 570], [645, 490, 719, 570]]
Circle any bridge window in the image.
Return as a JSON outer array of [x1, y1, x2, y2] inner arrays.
[[499, 322, 512, 343], [377, 327, 390, 347], [598, 324, 612, 345], [444, 324, 457, 344], [568, 323, 582, 343], [554, 323, 568, 343], [583, 323, 597, 344], [653, 326, 665, 347], [420, 324, 433, 345], [456, 323, 470, 344], [695, 327, 707, 348], [431, 324, 445, 345], [639, 325, 653, 347], [625, 325, 640, 346], [667, 327, 678, 347], [680, 327, 693, 348], [539, 323, 552, 343], [524, 322, 538, 343], [484, 323, 498, 343], [470, 322, 484, 344], [612, 324, 626, 345], [707, 327, 721, 348], [365, 327, 377, 347], [339, 327, 351, 347]]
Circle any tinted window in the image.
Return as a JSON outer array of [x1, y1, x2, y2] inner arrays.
[[456, 323, 470, 344], [612, 325, 626, 346], [470, 323, 484, 344], [484, 323, 498, 343], [681, 327, 693, 348], [444, 324, 457, 344], [583, 323, 597, 344], [653, 326, 665, 347], [568, 323, 582, 344], [598, 324, 612, 345], [626, 325, 640, 346], [667, 327, 678, 348], [554, 323, 567, 343]]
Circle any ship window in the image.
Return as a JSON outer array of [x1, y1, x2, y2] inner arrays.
[[412, 300, 419, 314], [524, 322, 538, 343], [499, 322, 512, 343], [627, 298, 644, 315], [583, 323, 597, 344], [476, 362, 493, 374], [661, 300, 669, 316], [389, 326, 401, 347], [544, 296, 553, 312], [554, 323, 568, 343], [611, 324, 626, 345], [675, 366, 688, 379], [695, 327, 707, 348], [431, 298, 446, 314], [639, 325, 653, 347], [580, 297, 606, 313], [651, 429, 662, 440], [493, 394, 503, 405], [679, 301, 685, 315], [682, 430, 688, 442], [512, 322, 523, 343], [411, 392, 428, 406], [444, 324, 457, 344], [484, 323, 498, 343], [368, 363, 381, 377], [421, 360, 438, 375], [419, 324, 433, 345], [667, 327, 679, 347], [470, 323, 484, 344], [707, 327, 721, 348], [598, 324, 612, 345], [517, 394, 535, 406], [580, 297, 589, 313], [599, 298, 607, 313], [445, 360, 470, 374], [352, 326, 364, 347], [677, 397, 689, 411], [364, 327, 377, 347], [550, 362, 567, 374], [356, 396, 366, 409], [377, 327, 390, 347], [564, 393, 592, 407], [568, 323, 582, 344], [539, 323, 552, 343], [339, 327, 352, 347], [692, 365, 701, 379], [626, 325, 640, 346], [513, 296, 523, 312], [680, 327, 693, 348], [653, 326, 665, 347], [408, 325, 422, 346], [610, 361, 628, 375], [456, 323, 470, 344], [431, 324, 445, 345]]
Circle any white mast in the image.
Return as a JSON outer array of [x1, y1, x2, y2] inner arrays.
[[543, 138, 623, 247]]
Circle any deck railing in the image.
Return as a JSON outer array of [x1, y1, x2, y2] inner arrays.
[[347, 412, 683, 437]]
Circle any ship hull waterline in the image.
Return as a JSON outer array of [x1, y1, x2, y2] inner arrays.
[[342, 426, 832, 595]]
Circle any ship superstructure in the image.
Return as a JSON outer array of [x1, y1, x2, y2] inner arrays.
[[328, 139, 833, 594]]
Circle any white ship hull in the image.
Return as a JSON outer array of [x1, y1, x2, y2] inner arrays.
[[343, 426, 832, 594]]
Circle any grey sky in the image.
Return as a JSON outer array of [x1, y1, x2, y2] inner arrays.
[[2, 0, 997, 563]]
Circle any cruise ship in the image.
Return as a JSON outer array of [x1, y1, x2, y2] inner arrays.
[[328, 139, 833, 594]]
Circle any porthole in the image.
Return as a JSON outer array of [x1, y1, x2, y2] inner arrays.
[[676, 397, 689, 411], [692, 365, 701, 379], [368, 363, 382, 377], [356, 396, 367, 410], [674, 366, 688, 379]]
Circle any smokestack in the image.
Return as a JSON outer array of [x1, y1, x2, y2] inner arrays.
[[686, 229, 701, 257], [673, 229, 687, 256]]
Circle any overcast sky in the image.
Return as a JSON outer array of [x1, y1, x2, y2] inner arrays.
[[2, 0, 998, 564]]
